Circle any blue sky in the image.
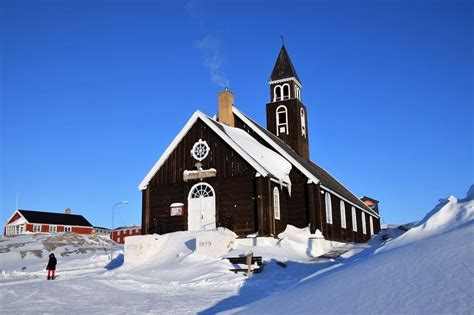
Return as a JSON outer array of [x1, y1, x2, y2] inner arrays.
[[1, 0, 472, 229]]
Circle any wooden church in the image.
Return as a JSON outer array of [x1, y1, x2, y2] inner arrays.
[[139, 45, 381, 243]]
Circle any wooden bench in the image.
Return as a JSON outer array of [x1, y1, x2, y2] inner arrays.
[[227, 255, 264, 274]]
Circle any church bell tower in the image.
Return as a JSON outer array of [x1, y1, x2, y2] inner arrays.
[[266, 45, 310, 159]]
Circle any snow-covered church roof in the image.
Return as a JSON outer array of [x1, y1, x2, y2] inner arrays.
[[231, 107, 379, 217], [138, 110, 292, 191], [138, 106, 378, 218]]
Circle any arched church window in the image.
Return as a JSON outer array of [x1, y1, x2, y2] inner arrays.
[[370, 216, 374, 236], [362, 213, 367, 235], [282, 83, 290, 99], [189, 183, 214, 198], [276, 105, 288, 136], [351, 206, 358, 232], [325, 192, 333, 224], [273, 187, 280, 220], [274, 85, 282, 101], [300, 108, 306, 137], [340, 200, 346, 229]]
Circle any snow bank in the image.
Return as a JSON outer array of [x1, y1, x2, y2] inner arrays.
[[114, 231, 241, 287], [196, 228, 237, 258], [221, 123, 292, 186], [124, 234, 169, 265], [234, 186, 474, 314], [378, 185, 474, 253], [277, 225, 346, 257]]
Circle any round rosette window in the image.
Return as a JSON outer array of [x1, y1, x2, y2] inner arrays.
[[191, 139, 210, 161]]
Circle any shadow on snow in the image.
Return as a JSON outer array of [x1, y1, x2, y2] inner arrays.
[[199, 239, 387, 314]]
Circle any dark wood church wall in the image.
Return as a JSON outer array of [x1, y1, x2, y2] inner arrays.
[[142, 118, 258, 236], [152, 119, 254, 186], [319, 190, 377, 244], [373, 217, 381, 235], [284, 170, 310, 231], [234, 115, 381, 241], [145, 175, 256, 236]]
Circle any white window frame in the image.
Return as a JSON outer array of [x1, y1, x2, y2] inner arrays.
[[276, 105, 289, 136], [362, 213, 367, 235], [273, 187, 281, 220], [340, 200, 347, 229], [296, 86, 301, 100], [351, 206, 357, 232], [16, 225, 24, 234], [191, 139, 210, 162], [300, 107, 306, 137], [64, 226, 72, 233], [282, 83, 290, 100], [49, 225, 57, 233], [325, 192, 333, 224], [273, 85, 282, 101], [370, 216, 374, 236], [33, 224, 41, 232]]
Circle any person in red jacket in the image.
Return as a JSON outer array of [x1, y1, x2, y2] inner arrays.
[[46, 253, 57, 280]]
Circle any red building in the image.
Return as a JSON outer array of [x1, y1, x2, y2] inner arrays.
[[4, 209, 93, 236], [111, 225, 141, 244], [361, 196, 380, 214]]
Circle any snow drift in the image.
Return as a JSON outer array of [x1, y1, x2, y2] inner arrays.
[[1, 187, 473, 314], [235, 186, 474, 315], [378, 186, 474, 253]]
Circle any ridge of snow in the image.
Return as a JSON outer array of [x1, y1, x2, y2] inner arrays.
[[378, 185, 474, 253], [2, 186, 473, 314], [233, 185, 474, 314]]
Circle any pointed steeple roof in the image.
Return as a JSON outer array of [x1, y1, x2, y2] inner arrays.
[[269, 45, 301, 83]]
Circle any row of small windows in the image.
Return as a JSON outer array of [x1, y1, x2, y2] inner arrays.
[[5, 225, 24, 235], [275, 105, 306, 138], [273, 84, 301, 102], [116, 229, 140, 236], [5, 224, 72, 234], [324, 192, 374, 235], [273, 84, 290, 101], [273, 189, 375, 236]]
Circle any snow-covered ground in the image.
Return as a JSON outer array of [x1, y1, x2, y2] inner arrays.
[[1, 186, 473, 314]]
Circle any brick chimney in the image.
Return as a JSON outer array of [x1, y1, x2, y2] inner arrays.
[[217, 87, 234, 127], [65, 208, 72, 215]]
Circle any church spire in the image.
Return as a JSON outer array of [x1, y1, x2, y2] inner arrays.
[[266, 44, 309, 159], [269, 45, 301, 83]]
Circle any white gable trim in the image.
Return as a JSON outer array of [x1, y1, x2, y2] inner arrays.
[[269, 77, 302, 88], [233, 107, 319, 185], [233, 107, 378, 218], [5, 216, 27, 226], [5, 210, 28, 226], [138, 110, 270, 190]]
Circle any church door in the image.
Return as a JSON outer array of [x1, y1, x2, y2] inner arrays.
[[187, 183, 216, 231]]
